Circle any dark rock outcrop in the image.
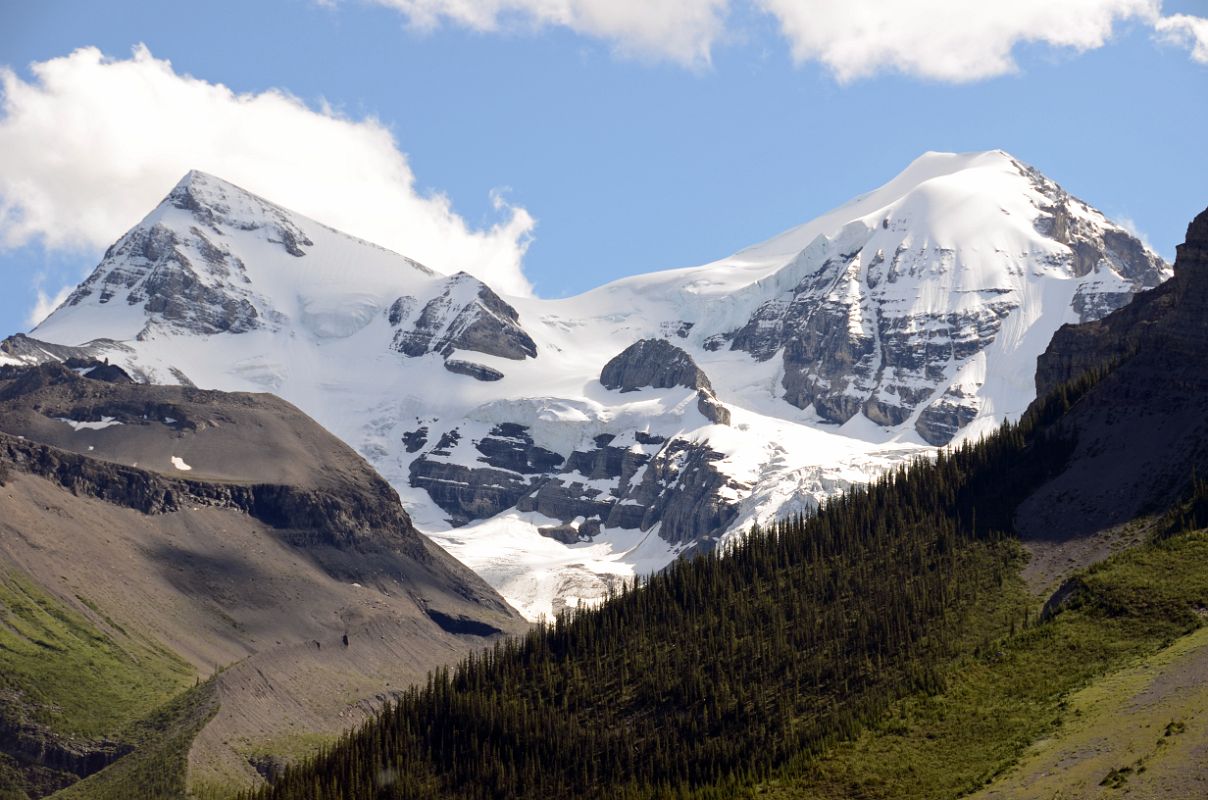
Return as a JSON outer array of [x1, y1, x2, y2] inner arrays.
[[62, 209, 264, 335], [78, 362, 133, 383], [1040, 577, 1085, 622], [409, 414, 743, 551], [607, 438, 741, 546], [517, 477, 615, 522], [536, 523, 584, 544], [475, 424, 564, 473], [601, 339, 712, 393], [409, 424, 563, 525], [696, 389, 731, 425], [0, 706, 132, 790], [0, 707, 133, 797], [524, 435, 742, 547], [401, 427, 428, 453], [563, 433, 627, 480], [390, 274, 538, 362], [915, 386, 980, 446], [408, 459, 536, 526], [444, 359, 504, 382]]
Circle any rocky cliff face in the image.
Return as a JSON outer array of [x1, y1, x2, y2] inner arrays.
[[600, 339, 730, 425], [409, 420, 742, 548], [0, 706, 131, 798], [601, 339, 712, 393], [1019, 206, 1208, 542], [409, 423, 562, 526], [716, 155, 1167, 444], [390, 273, 537, 364], [610, 437, 740, 545]]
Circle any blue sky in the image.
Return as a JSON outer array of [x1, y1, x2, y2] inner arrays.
[[1, 0, 1206, 337]]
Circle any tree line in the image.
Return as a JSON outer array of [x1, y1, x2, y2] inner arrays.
[[247, 365, 1107, 800]]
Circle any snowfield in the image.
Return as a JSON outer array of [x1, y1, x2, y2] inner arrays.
[[56, 416, 123, 431], [28, 150, 1171, 619]]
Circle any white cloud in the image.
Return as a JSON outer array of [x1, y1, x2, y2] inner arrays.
[[366, 0, 1206, 81], [0, 45, 535, 296], [26, 284, 72, 329], [368, 0, 730, 67], [1156, 13, 1208, 63], [757, 0, 1161, 83]]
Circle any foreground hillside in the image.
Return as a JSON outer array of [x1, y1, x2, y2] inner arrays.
[[248, 207, 1208, 800], [0, 362, 524, 798]]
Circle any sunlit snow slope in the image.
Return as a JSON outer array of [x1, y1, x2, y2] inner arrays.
[[24, 150, 1170, 619]]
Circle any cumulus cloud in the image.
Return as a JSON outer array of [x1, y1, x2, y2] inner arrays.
[[368, 0, 730, 67], [757, 0, 1161, 83], [0, 45, 535, 296], [1156, 13, 1208, 63], [368, 0, 1208, 81]]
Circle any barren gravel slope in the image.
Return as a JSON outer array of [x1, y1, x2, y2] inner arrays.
[[0, 362, 526, 793]]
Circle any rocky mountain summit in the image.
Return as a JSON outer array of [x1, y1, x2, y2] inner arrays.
[[713, 156, 1166, 444], [16, 150, 1171, 618], [53, 171, 536, 380]]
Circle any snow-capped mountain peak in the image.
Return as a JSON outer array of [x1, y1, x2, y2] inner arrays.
[[23, 150, 1170, 619], [730, 150, 1025, 268], [36, 170, 532, 370]]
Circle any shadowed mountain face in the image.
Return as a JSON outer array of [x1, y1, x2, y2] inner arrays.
[[0, 362, 524, 796], [1017, 207, 1208, 561]]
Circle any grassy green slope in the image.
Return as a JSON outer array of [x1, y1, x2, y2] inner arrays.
[[972, 625, 1208, 799], [0, 568, 201, 799], [755, 522, 1208, 800], [50, 682, 218, 800], [0, 569, 194, 738]]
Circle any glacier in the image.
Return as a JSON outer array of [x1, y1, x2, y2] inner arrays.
[[16, 149, 1170, 620]]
